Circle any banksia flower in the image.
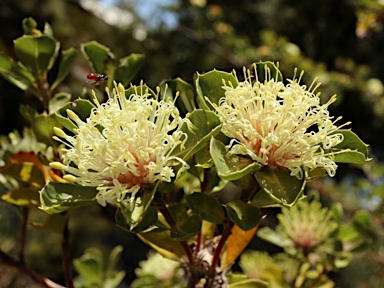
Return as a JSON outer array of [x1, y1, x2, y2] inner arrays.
[[51, 84, 190, 208], [277, 201, 337, 249], [212, 64, 350, 179]]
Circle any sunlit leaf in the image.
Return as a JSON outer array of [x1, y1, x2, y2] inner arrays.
[[186, 192, 225, 224], [160, 77, 196, 116], [55, 98, 96, 133], [333, 150, 367, 164], [137, 230, 185, 260], [222, 225, 258, 268], [173, 109, 221, 162], [106, 245, 124, 276], [225, 200, 261, 231], [210, 137, 261, 181], [81, 41, 115, 74], [43, 21, 54, 38], [31, 113, 62, 147], [39, 182, 98, 214], [49, 92, 72, 114], [331, 129, 369, 157], [257, 226, 293, 248], [228, 279, 268, 288], [14, 35, 59, 78], [114, 53, 145, 87], [254, 61, 283, 82], [73, 248, 104, 284], [124, 83, 156, 98], [195, 69, 238, 110], [22, 17, 40, 35], [1, 187, 39, 206], [0, 52, 37, 94], [0, 162, 45, 189]]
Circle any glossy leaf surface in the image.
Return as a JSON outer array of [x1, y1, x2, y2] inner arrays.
[[40, 182, 98, 214], [195, 69, 237, 110], [210, 137, 261, 181], [254, 168, 306, 207], [225, 200, 261, 231], [186, 192, 225, 224], [14, 35, 59, 78], [114, 53, 145, 87]]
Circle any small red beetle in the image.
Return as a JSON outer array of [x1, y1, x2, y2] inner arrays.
[[87, 73, 108, 85]]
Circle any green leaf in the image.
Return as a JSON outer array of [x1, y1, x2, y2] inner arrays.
[[31, 113, 62, 146], [225, 200, 261, 231], [1, 187, 40, 206], [330, 130, 369, 164], [257, 226, 293, 248], [22, 17, 39, 35], [81, 41, 115, 74], [49, 92, 72, 113], [118, 185, 157, 230], [229, 279, 269, 288], [74, 246, 125, 288], [186, 192, 225, 224], [137, 230, 186, 259], [210, 137, 261, 181], [39, 182, 98, 214], [254, 61, 283, 82], [51, 48, 76, 91], [254, 167, 306, 207], [116, 206, 158, 233], [195, 69, 238, 110], [20, 104, 38, 121], [169, 203, 202, 240], [114, 53, 145, 87], [174, 109, 221, 162], [331, 129, 369, 157], [124, 83, 156, 98], [55, 98, 96, 133], [0, 162, 45, 189], [14, 35, 59, 78], [251, 189, 282, 208], [0, 52, 37, 94], [160, 77, 196, 115], [106, 245, 124, 278], [74, 248, 104, 284], [333, 150, 367, 164], [43, 21, 54, 38]]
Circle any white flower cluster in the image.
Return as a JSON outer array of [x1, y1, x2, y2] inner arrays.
[[51, 84, 190, 208], [214, 65, 349, 179]]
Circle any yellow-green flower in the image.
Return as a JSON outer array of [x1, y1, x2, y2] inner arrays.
[[278, 200, 337, 249], [51, 84, 190, 208], [213, 64, 350, 179]]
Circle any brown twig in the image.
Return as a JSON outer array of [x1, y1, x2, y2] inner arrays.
[[19, 207, 29, 264], [0, 250, 65, 288], [61, 212, 74, 288], [204, 220, 235, 288]]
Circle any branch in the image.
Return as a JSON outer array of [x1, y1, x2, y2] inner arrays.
[[0, 250, 65, 288]]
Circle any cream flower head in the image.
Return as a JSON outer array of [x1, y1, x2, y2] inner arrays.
[[212, 64, 350, 179], [51, 83, 190, 208]]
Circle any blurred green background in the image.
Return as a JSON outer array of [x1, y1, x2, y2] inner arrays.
[[1, 0, 384, 287]]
